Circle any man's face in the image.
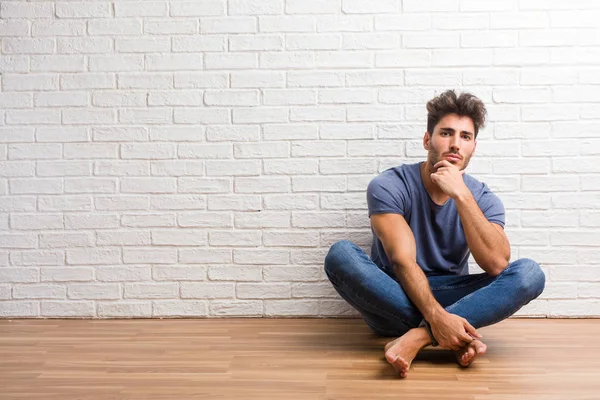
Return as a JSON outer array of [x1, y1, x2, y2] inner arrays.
[[423, 113, 477, 171]]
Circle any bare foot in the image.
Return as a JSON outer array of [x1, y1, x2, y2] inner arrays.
[[454, 339, 487, 367], [384, 328, 431, 379]]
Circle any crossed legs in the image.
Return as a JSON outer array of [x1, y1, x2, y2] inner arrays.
[[324, 240, 546, 378]]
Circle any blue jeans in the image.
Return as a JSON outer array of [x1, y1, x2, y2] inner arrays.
[[324, 240, 546, 337]]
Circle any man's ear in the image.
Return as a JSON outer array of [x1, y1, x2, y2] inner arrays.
[[423, 131, 431, 150]]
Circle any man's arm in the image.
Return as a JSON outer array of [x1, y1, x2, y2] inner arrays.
[[370, 213, 481, 350], [454, 195, 510, 276], [430, 160, 510, 276]]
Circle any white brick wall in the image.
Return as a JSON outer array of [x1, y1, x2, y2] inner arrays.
[[0, 0, 598, 318]]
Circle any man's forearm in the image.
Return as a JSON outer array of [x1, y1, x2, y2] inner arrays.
[[454, 192, 510, 275], [393, 260, 444, 322]]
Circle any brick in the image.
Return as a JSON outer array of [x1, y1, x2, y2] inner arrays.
[[8, 143, 62, 160], [234, 249, 289, 264], [13, 284, 67, 300], [0, 268, 39, 283], [114, 2, 168, 17], [343, 0, 398, 13], [231, 71, 285, 88], [119, 73, 173, 89], [150, 195, 206, 210], [264, 159, 318, 175], [208, 266, 262, 281], [152, 266, 207, 281], [41, 268, 94, 282], [263, 194, 318, 210], [67, 248, 120, 265], [230, 35, 283, 51], [291, 141, 345, 157], [177, 212, 233, 228], [237, 283, 290, 299], [259, 16, 315, 32], [170, 1, 224, 16], [68, 284, 120, 300], [0, 161, 34, 177], [97, 230, 151, 246], [124, 283, 178, 299], [286, 34, 340, 50], [151, 229, 208, 246], [292, 212, 345, 228], [260, 52, 315, 69], [205, 90, 259, 106], [264, 124, 319, 140], [230, 0, 283, 15], [153, 160, 204, 177], [234, 212, 289, 228], [0, 301, 41, 317], [10, 214, 63, 230], [67, 213, 117, 230], [96, 266, 151, 282], [209, 300, 262, 316], [123, 248, 177, 264], [179, 248, 232, 264], [88, 19, 142, 36], [121, 213, 176, 228], [181, 283, 234, 299], [39, 232, 94, 248], [202, 17, 257, 34], [0, 233, 36, 249], [121, 178, 176, 194], [153, 301, 208, 317], [97, 302, 151, 317], [178, 143, 232, 159], [209, 230, 262, 246], [292, 176, 345, 192], [175, 108, 230, 124], [145, 20, 198, 35], [263, 89, 316, 105], [319, 89, 373, 104], [58, 38, 112, 54], [288, 71, 344, 87], [32, 21, 86, 36]]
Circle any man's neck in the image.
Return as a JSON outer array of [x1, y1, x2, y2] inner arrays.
[[420, 161, 450, 206]]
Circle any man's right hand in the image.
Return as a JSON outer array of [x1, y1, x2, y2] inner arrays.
[[429, 310, 482, 350]]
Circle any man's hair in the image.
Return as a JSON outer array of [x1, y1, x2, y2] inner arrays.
[[426, 90, 487, 138]]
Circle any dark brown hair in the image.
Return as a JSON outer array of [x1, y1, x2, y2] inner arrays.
[[426, 90, 486, 138]]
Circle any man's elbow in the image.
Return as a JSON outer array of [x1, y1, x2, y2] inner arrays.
[[485, 257, 510, 277]]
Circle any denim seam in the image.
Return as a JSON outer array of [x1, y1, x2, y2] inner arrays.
[[445, 260, 540, 326], [326, 271, 415, 329]]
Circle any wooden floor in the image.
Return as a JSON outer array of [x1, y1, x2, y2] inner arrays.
[[1, 318, 599, 400]]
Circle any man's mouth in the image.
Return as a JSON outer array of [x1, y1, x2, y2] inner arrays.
[[444, 154, 462, 162]]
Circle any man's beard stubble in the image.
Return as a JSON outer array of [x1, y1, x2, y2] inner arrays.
[[427, 148, 472, 172]]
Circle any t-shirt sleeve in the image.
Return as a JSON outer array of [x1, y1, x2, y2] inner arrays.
[[477, 183, 506, 228], [366, 172, 408, 217]]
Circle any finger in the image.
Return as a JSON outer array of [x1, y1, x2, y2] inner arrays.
[[460, 332, 474, 345], [433, 160, 452, 169], [460, 170, 466, 175], [464, 320, 482, 339]]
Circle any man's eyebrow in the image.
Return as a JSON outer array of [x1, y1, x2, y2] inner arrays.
[[439, 127, 474, 136]]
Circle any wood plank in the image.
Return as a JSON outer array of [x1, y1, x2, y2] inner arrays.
[[0, 318, 599, 399]]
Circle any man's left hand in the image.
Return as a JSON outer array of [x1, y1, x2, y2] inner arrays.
[[430, 160, 470, 199]]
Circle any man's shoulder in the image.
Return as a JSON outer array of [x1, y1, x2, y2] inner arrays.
[[369, 162, 421, 187]]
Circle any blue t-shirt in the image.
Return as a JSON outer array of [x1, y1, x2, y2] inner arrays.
[[366, 162, 505, 276]]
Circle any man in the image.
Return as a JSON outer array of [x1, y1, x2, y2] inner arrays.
[[324, 90, 545, 378]]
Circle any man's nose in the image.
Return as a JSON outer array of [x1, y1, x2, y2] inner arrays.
[[450, 135, 460, 150]]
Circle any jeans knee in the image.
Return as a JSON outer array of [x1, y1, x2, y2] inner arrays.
[[512, 258, 545, 300], [324, 240, 355, 277]]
